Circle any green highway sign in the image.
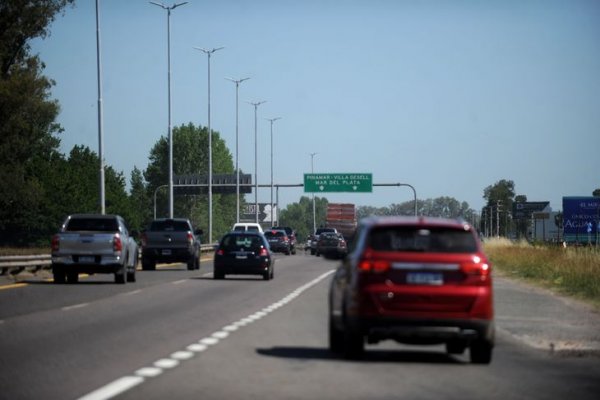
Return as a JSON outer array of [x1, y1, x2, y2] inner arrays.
[[304, 173, 372, 193]]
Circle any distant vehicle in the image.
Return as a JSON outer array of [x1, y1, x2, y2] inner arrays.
[[232, 222, 264, 233], [213, 232, 274, 280], [316, 232, 347, 258], [271, 226, 297, 254], [310, 227, 337, 255], [263, 229, 291, 255], [328, 216, 495, 363], [141, 218, 203, 271], [51, 214, 138, 284], [326, 203, 357, 243]]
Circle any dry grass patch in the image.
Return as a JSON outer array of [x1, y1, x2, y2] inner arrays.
[[484, 238, 600, 308]]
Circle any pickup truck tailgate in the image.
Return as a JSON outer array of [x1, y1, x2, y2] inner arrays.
[[58, 232, 117, 255]]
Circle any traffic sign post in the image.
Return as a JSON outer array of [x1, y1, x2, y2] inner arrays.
[[304, 173, 372, 193]]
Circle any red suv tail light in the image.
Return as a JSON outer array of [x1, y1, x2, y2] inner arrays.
[[113, 234, 123, 252], [358, 249, 390, 273], [460, 256, 492, 285], [51, 234, 60, 252], [359, 259, 390, 273]]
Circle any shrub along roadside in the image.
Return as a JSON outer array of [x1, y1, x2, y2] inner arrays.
[[484, 239, 600, 309]]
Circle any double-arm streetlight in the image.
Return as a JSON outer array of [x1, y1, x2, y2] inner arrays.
[[95, 0, 105, 214], [266, 117, 282, 226], [150, 1, 188, 218], [247, 100, 266, 223], [225, 77, 250, 223], [310, 152, 318, 234], [194, 46, 224, 243]]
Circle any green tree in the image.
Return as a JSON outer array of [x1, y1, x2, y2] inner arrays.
[[0, 0, 75, 245], [144, 123, 236, 239], [61, 146, 130, 217], [482, 179, 516, 237], [278, 196, 328, 241], [128, 167, 152, 232], [358, 197, 477, 223]]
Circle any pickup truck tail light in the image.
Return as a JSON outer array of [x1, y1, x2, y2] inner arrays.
[[140, 233, 147, 247], [187, 232, 194, 246], [51, 234, 60, 252], [113, 234, 123, 252]]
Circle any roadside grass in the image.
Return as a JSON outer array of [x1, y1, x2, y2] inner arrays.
[[484, 238, 600, 309]]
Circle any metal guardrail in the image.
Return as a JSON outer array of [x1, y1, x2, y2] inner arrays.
[[0, 244, 216, 275]]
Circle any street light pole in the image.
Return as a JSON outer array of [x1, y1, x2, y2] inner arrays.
[[95, 0, 105, 214], [225, 77, 250, 223], [310, 152, 318, 234], [248, 100, 266, 224], [266, 117, 281, 227], [150, 1, 188, 218], [195, 46, 224, 244]]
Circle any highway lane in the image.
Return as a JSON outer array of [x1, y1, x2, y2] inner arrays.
[[1, 253, 599, 400]]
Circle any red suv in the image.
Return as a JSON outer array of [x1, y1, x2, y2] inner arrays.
[[328, 216, 494, 363]]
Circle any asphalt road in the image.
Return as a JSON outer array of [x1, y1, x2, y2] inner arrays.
[[1, 252, 599, 400]]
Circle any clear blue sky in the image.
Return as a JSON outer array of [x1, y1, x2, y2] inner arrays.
[[31, 0, 600, 212]]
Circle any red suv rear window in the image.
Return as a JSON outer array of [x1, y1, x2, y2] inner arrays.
[[368, 226, 477, 253]]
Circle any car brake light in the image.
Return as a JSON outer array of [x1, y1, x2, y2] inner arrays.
[[51, 234, 60, 252], [141, 233, 147, 247], [113, 234, 122, 252], [259, 247, 268, 256], [359, 259, 390, 273], [187, 232, 194, 246], [216, 249, 224, 256]]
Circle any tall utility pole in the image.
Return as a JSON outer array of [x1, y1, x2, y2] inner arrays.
[[195, 46, 224, 244], [489, 205, 493, 238], [225, 77, 250, 223], [96, 0, 105, 214], [310, 152, 318, 234], [496, 200, 502, 238], [248, 100, 266, 223], [150, 1, 188, 218], [266, 117, 281, 227]]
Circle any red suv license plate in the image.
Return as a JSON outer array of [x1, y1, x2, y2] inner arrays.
[[406, 272, 443, 285]]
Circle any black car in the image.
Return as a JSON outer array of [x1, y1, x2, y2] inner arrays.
[[310, 227, 337, 255], [263, 229, 291, 255], [213, 232, 274, 280], [316, 232, 347, 258], [271, 226, 297, 254]]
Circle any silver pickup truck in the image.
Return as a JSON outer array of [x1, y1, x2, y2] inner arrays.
[[51, 214, 139, 284], [140, 218, 203, 271]]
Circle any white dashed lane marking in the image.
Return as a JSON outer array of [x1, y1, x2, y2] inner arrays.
[[62, 303, 89, 311], [77, 270, 335, 400]]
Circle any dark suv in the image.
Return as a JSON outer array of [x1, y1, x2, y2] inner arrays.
[[263, 229, 291, 255], [271, 226, 297, 254], [328, 216, 494, 363]]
